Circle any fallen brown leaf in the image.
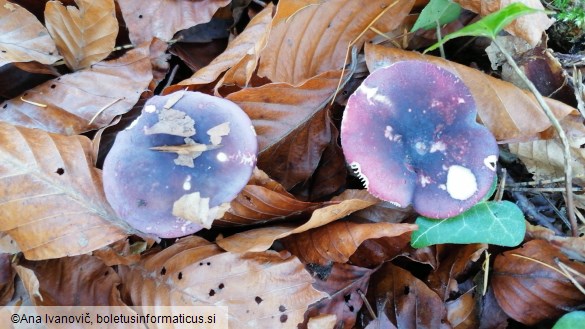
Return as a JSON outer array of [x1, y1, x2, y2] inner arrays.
[[0, 122, 130, 260], [179, 3, 274, 87], [367, 263, 451, 328], [0, 0, 61, 67], [119, 236, 327, 329], [492, 239, 585, 325], [0, 45, 152, 134], [258, 0, 415, 84], [304, 263, 373, 329], [19, 254, 125, 306], [92, 238, 144, 267], [454, 0, 553, 47], [117, 0, 231, 45], [228, 70, 340, 188], [525, 222, 585, 262], [281, 221, 418, 265], [216, 190, 378, 253], [364, 44, 576, 142], [446, 288, 478, 329], [44, 0, 118, 70], [0, 253, 15, 305]]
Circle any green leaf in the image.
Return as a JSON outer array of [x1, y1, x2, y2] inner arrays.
[[424, 3, 545, 53], [411, 0, 462, 32], [411, 201, 525, 248], [552, 311, 585, 329]]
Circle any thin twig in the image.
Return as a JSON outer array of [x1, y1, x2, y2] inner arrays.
[[357, 289, 376, 320], [507, 187, 583, 192], [555, 259, 585, 296], [89, 98, 122, 125], [494, 38, 578, 237], [435, 19, 445, 59], [494, 168, 506, 202], [164, 65, 180, 89]]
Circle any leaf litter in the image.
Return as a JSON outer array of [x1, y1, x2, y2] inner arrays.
[[1, 0, 584, 328]]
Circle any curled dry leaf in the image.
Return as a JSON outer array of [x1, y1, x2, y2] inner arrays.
[[0, 45, 152, 134], [367, 263, 451, 328], [453, 0, 553, 47], [304, 263, 373, 329], [216, 190, 378, 253], [446, 289, 478, 329], [118, 236, 328, 329], [281, 221, 418, 265], [13, 264, 42, 302], [258, 0, 415, 84], [427, 244, 488, 301], [44, 0, 118, 71], [19, 255, 125, 306], [117, 0, 231, 45], [509, 114, 585, 184], [178, 3, 274, 87], [0, 122, 129, 260], [525, 222, 585, 262], [492, 239, 585, 325], [364, 44, 575, 142], [0, 0, 61, 67], [227, 70, 341, 188], [92, 238, 144, 267]]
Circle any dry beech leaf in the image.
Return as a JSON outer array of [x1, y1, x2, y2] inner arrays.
[[427, 244, 488, 301], [118, 236, 328, 329], [179, 3, 274, 87], [216, 190, 378, 253], [281, 221, 418, 265], [13, 264, 42, 303], [0, 0, 61, 67], [476, 285, 510, 329], [364, 44, 575, 142], [117, 0, 231, 45], [44, 0, 118, 71], [0, 45, 152, 134], [19, 255, 125, 306], [92, 239, 143, 267], [307, 314, 337, 329], [0, 123, 129, 260], [509, 114, 585, 184], [367, 263, 451, 328], [304, 264, 373, 329], [227, 70, 340, 188], [258, 0, 415, 84], [525, 222, 585, 262], [446, 289, 478, 329], [0, 232, 19, 254], [492, 239, 585, 325], [0, 253, 15, 305], [453, 0, 553, 47]]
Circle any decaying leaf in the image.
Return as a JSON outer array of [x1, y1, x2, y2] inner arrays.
[[228, 70, 341, 188], [172, 191, 230, 228], [282, 221, 418, 265], [0, 253, 15, 305], [0, 122, 129, 260], [0, 0, 61, 67], [364, 44, 575, 142], [179, 3, 274, 87], [207, 122, 230, 146], [217, 190, 378, 253], [119, 236, 328, 329], [19, 255, 125, 306], [0, 45, 152, 134], [44, 0, 118, 71], [117, 0, 231, 45], [13, 264, 42, 302], [453, 0, 553, 47], [258, 0, 415, 84], [492, 239, 585, 325]]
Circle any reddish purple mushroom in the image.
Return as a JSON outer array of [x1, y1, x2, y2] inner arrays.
[[103, 91, 257, 238], [341, 61, 498, 219]]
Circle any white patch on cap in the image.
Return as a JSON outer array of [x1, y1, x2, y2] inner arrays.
[[457, 97, 466, 104], [349, 162, 369, 188], [182, 175, 192, 190], [430, 141, 446, 153], [359, 85, 392, 106], [420, 175, 431, 187], [446, 165, 477, 200], [484, 155, 497, 171], [384, 125, 402, 142], [126, 117, 139, 130], [216, 152, 228, 162], [144, 105, 157, 113]]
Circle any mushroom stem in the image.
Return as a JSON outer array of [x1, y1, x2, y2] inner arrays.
[[493, 38, 578, 237]]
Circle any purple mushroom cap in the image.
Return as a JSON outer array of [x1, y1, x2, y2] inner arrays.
[[103, 91, 257, 238], [341, 61, 498, 219]]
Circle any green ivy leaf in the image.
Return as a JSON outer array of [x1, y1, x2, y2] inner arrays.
[[411, 0, 462, 32], [411, 201, 525, 248], [552, 311, 585, 329], [424, 3, 545, 53]]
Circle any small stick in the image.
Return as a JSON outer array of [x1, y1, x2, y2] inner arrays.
[[88, 98, 122, 125], [357, 289, 376, 320], [20, 96, 47, 108]]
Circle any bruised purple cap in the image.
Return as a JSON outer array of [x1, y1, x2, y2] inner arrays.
[[103, 91, 257, 237], [341, 61, 498, 219]]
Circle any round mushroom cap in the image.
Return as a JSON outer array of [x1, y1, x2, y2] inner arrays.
[[103, 91, 258, 238], [341, 61, 498, 219]]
